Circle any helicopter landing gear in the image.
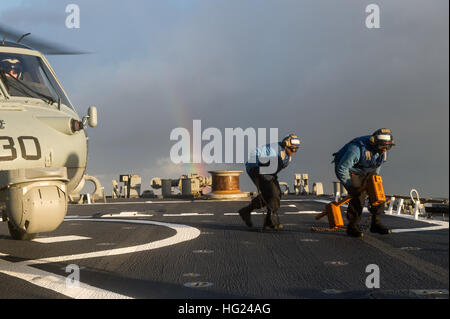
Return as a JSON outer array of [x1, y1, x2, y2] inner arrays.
[[7, 221, 37, 241]]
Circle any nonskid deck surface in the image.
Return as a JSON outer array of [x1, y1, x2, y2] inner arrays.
[[0, 197, 448, 299]]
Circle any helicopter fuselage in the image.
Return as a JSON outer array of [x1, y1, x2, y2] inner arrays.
[[0, 43, 90, 239], [0, 101, 88, 190]]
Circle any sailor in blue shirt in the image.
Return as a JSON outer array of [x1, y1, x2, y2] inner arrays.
[[333, 129, 395, 237], [238, 134, 301, 230]]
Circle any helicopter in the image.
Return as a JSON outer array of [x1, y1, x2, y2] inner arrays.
[[0, 25, 97, 240]]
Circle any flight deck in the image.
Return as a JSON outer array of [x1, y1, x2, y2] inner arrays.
[[0, 196, 448, 299]]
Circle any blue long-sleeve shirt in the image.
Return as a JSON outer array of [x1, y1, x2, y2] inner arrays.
[[334, 136, 385, 188], [246, 142, 291, 176], [335, 145, 380, 188]]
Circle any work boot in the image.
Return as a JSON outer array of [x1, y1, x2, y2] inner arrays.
[[370, 214, 391, 235], [238, 205, 253, 228], [263, 212, 283, 230], [346, 223, 364, 238], [346, 205, 363, 237]]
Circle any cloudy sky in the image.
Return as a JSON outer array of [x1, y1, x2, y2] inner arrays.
[[0, 0, 448, 198]]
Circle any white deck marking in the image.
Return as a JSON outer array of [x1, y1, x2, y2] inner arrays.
[[390, 216, 449, 233], [226, 203, 448, 233], [226, 198, 448, 233], [162, 213, 214, 217], [75, 199, 333, 206], [278, 199, 449, 233], [282, 199, 331, 204], [288, 199, 449, 233], [145, 201, 193, 204], [72, 201, 194, 206], [284, 211, 322, 215], [33, 236, 91, 244], [0, 254, 130, 299], [25, 218, 201, 265], [0, 218, 201, 299], [224, 212, 264, 216], [100, 212, 154, 218]]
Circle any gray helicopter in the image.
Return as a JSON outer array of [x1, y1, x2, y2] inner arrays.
[[0, 25, 97, 240]]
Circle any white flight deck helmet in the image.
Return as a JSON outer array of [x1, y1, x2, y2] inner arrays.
[[370, 128, 395, 152], [282, 134, 301, 153]]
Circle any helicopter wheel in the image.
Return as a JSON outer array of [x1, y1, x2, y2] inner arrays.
[[7, 221, 38, 241]]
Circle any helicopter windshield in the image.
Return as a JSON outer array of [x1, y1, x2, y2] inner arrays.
[[0, 52, 73, 109]]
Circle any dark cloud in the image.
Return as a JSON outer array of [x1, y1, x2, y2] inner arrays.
[[1, 0, 448, 197]]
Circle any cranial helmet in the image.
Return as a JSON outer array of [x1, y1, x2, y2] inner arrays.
[[0, 58, 23, 76], [282, 134, 301, 152], [370, 128, 395, 151]]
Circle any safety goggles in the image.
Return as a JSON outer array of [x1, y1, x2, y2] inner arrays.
[[377, 142, 394, 151]]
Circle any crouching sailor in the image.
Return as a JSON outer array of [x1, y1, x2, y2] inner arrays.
[[238, 134, 301, 230], [333, 129, 395, 237]]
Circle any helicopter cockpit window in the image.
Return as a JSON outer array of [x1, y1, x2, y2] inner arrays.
[[0, 53, 73, 109]]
